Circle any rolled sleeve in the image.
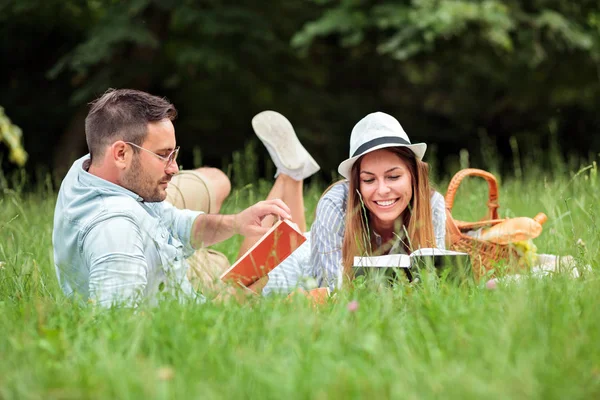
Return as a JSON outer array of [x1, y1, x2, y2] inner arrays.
[[82, 215, 148, 307], [154, 201, 203, 256]]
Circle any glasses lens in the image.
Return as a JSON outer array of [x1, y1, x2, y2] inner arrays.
[[168, 147, 180, 166]]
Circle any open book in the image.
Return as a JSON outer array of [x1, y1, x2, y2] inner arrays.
[[354, 248, 468, 268], [353, 248, 471, 282], [220, 219, 306, 287]]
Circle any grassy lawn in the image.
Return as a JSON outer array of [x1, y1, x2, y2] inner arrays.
[[0, 156, 599, 399]]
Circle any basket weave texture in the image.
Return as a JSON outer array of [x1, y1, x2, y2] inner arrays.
[[445, 168, 525, 280]]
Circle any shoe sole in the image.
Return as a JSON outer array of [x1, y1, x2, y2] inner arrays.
[[252, 111, 305, 171], [302, 155, 321, 178]]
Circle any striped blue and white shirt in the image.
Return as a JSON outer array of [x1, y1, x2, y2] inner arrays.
[[263, 181, 446, 295]]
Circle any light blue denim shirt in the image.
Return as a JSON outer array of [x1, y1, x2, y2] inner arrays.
[[53, 155, 204, 307]]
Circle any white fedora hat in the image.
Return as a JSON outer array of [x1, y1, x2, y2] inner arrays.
[[337, 112, 427, 179]]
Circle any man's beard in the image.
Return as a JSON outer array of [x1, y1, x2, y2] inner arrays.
[[121, 156, 169, 202]]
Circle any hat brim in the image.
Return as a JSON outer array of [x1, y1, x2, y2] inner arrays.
[[337, 142, 427, 179]]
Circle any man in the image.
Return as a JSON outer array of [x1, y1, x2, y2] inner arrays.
[[53, 89, 292, 306]]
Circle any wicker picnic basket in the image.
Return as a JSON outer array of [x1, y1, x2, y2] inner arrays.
[[445, 168, 524, 280]]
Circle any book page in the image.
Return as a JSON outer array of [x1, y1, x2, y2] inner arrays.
[[409, 248, 469, 257], [353, 254, 411, 268]]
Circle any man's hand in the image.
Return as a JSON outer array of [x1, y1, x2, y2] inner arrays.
[[191, 199, 292, 248], [233, 199, 292, 236]]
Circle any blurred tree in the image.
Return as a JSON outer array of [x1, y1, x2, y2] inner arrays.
[[292, 0, 600, 168], [0, 107, 28, 166], [1, 0, 334, 178], [0, 0, 598, 182]]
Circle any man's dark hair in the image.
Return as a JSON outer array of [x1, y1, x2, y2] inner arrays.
[[85, 88, 177, 160]]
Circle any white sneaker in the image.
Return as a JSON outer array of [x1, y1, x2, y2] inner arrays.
[[252, 110, 320, 181]]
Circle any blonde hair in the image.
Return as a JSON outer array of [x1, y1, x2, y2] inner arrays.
[[341, 147, 435, 281]]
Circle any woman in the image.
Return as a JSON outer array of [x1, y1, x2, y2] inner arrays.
[[264, 111, 446, 294]]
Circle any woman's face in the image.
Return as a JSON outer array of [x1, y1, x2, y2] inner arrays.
[[358, 149, 413, 232]]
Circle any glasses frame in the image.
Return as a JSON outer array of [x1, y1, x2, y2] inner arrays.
[[125, 141, 180, 168]]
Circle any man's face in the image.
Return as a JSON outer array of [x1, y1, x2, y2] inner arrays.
[[121, 119, 179, 202]]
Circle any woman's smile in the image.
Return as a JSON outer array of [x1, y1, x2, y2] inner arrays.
[[373, 198, 399, 208]]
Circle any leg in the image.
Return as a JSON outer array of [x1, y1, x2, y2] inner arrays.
[[237, 173, 307, 258], [187, 248, 231, 294], [166, 167, 232, 290], [190, 167, 231, 213], [276, 174, 306, 232], [166, 167, 231, 213], [235, 110, 320, 286]]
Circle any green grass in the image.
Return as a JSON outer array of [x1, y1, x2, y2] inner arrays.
[[1, 153, 599, 399]]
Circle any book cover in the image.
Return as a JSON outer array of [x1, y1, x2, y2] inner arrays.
[[220, 219, 306, 287]]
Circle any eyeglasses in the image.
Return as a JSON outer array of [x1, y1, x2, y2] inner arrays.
[[125, 142, 180, 168]]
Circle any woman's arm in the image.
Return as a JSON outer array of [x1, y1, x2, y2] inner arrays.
[[309, 184, 348, 291], [430, 191, 447, 249]]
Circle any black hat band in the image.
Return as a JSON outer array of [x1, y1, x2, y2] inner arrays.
[[352, 136, 411, 158]]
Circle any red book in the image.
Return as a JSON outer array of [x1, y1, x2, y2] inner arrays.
[[220, 219, 306, 287]]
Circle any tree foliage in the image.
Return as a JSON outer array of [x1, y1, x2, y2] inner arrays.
[[292, 1, 600, 156], [0, 0, 599, 180], [0, 107, 27, 167]]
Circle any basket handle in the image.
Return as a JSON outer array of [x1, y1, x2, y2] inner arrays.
[[445, 168, 500, 221]]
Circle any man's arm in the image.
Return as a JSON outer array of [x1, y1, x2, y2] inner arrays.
[[190, 199, 292, 248], [82, 216, 148, 307]]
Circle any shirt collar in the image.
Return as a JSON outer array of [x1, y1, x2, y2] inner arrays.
[[76, 154, 145, 202]]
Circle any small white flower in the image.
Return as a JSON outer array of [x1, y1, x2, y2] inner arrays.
[[577, 238, 586, 247], [302, 277, 318, 290]]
